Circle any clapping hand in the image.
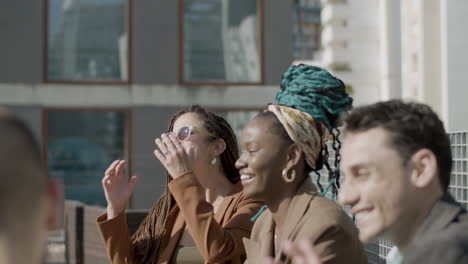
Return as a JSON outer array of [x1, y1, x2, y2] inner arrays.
[[102, 160, 138, 219], [154, 133, 195, 179]]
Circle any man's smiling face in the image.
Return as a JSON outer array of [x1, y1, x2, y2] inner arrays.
[[339, 127, 415, 243]]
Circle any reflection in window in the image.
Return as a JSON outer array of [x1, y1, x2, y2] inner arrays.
[[47, 110, 127, 206], [47, 0, 128, 81], [183, 0, 261, 82], [292, 0, 321, 60]]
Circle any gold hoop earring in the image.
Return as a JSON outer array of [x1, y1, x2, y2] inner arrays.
[[282, 168, 296, 183]]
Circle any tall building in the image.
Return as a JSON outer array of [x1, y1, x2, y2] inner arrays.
[[0, 0, 294, 209], [292, 0, 322, 60], [319, 0, 468, 131], [1, 2, 295, 261], [317, 1, 468, 262], [3, 1, 467, 263]]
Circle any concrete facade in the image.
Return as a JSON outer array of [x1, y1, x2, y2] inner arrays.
[[0, 0, 294, 209], [320, 0, 383, 106], [318, 1, 468, 262], [319, 0, 468, 131], [442, 0, 468, 131]]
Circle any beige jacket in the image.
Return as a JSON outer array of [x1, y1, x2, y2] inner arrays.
[[243, 179, 368, 264], [97, 173, 263, 264]]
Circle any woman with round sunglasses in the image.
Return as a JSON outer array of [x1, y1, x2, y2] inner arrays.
[[237, 65, 367, 264], [97, 105, 263, 264]]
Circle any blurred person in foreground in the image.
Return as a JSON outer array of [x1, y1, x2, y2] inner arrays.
[[270, 100, 468, 264], [0, 109, 62, 264], [236, 64, 368, 264], [97, 105, 262, 264]]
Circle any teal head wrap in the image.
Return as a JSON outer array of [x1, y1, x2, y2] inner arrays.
[[276, 64, 353, 132]]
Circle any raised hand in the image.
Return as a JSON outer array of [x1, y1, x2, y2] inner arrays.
[[154, 133, 195, 179], [102, 160, 138, 219]]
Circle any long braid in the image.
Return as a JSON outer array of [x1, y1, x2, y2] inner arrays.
[[332, 128, 342, 190], [130, 112, 182, 263], [318, 129, 343, 199], [129, 105, 239, 263], [320, 143, 337, 198], [201, 111, 240, 183]]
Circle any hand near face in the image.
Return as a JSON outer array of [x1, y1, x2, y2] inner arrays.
[[102, 160, 139, 219], [263, 240, 322, 264], [154, 133, 195, 179]]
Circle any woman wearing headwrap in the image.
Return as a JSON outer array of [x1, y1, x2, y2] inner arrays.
[[236, 65, 367, 264]]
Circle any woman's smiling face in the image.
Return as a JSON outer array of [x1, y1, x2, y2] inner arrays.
[[235, 115, 290, 201]]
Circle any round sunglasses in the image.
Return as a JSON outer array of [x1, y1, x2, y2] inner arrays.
[[175, 125, 193, 141]]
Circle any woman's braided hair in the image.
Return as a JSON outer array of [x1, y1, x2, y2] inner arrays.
[[130, 105, 239, 263], [275, 64, 352, 198]]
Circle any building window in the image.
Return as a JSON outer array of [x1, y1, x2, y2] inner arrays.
[[44, 109, 130, 206], [292, 0, 321, 60], [181, 0, 263, 84], [45, 0, 130, 82], [214, 109, 259, 147]]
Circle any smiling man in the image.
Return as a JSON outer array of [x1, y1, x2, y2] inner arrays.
[[274, 100, 468, 264], [339, 99, 468, 264]]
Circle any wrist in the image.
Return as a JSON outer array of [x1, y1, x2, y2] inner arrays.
[[173, 170, 194, 179], [107, 205, 123, 219]]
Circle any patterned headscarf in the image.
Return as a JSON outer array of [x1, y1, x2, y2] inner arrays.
[[267, 104, 329, 170]]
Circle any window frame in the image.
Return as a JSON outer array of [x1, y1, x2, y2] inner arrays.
[[178, 0, 265, 86], [208, 107, 262, 149], [42, 0, 133, 84], [42, 108, 133, 206]]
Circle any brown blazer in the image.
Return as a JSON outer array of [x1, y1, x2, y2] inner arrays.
[[97, 173, 263, 264], [243, 179, 368, 264]]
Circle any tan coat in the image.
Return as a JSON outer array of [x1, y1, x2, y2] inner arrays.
[[243, 179, 368, 264], [97, 173, 263, 264]]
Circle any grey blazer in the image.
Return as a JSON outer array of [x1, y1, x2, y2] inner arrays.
[[403, 193, 468, 264]]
